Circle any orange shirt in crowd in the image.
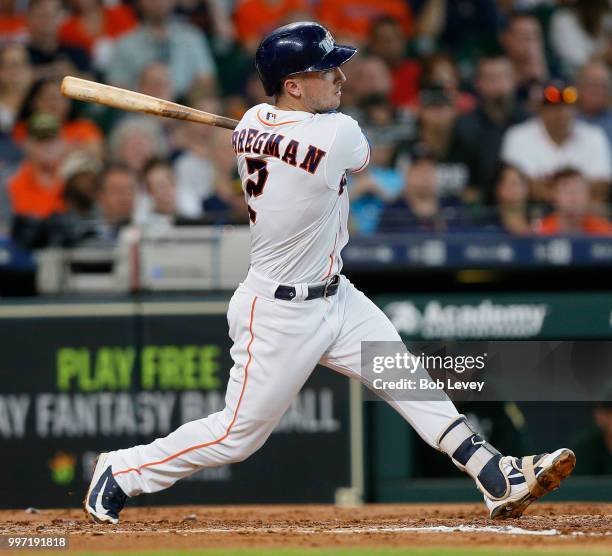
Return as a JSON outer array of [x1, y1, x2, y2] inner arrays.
[[13, 119, 103, 147], [234, 0, 309, 45], [537, 214, 612, 235], [8, 162, 65, 218], [59, 5, 137, 54], [0, 13, 27, 42], [317, 0, 412, 41]]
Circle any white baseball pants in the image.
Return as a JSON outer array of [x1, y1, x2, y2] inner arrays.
[[111, 271, 460, 496]]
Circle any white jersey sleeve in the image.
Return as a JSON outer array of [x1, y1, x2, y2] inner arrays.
[[324, 114, 370, 190]]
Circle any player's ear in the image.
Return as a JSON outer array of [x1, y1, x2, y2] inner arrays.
[[283, 76, 303, 99]]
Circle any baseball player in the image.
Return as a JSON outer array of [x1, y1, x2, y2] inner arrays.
[[85, 22, 575, 524]]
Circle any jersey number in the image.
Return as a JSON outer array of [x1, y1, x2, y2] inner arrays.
[[245, 158, 269, 223]]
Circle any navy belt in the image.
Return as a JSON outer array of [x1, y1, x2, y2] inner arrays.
[[274, 275, 340, 301]]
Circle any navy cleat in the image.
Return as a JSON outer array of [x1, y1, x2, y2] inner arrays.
[[438, 417, 576, 520], [84, 453, 127, 524], [485, 448, 576, 519]]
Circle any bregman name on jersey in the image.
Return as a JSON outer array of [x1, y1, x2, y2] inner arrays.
[[232, 130, 327, 175]]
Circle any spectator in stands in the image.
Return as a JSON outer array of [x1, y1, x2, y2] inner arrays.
[[178, 0, 235, 46], [0, 42, 29, 234], [139, 61, 175, 102], [26, 0, 91, 79], [107, 0, 217, 99], [108, 116, 169, 222], [59, 0, 137, 74], [199, 130, 248, 225], [577, 60, 612, 148], [60, 150, 101, 216], [500, 11, 551, 104], [349, 170, 395, 235], [360, 92, 414, 163], [0, 42, 29, 231], [234, 0, 312, 55], [142, 62, 181, 138], [0, 127, 21, 235], [346, 56, 394, 116], [8, 113, 66, 220], [378, 149, 451, 233], [13, 76, 103, 156], [318, 0, 412, 44], [349, 94, 412, 234], [189, 0, 246, 98], [0, 43, 32, 134], [96, 164, 137, 239], [60, 150, 101, 219], [108, 116, 168, 175], [138, 62, 179, 148], [397, 86, 469, 201], [10, 148, 106, 249], [367, 17, 421, 108], [173, 97, 218, 219], [420, 52, 475, 114], [0, 0, 28, 44], [41, 149, 105, 246], [138, 158, 177, 230], [414, 0, 500, 62], [501, 81, 611, 204], [481, 163, 530, 235], [550, 0, 612, 77], [535, 168, 612, 235], [452, 55, 529, 202]]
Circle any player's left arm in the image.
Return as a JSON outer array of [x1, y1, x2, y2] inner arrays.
[[343, 116, 370, 173], [323, 114, 370, 189]]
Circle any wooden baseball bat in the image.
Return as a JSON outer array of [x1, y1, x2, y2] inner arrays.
[[61, 76, 239, 130]]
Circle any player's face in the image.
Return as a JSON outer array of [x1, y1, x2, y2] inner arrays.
[[296, 67, 347, 113]]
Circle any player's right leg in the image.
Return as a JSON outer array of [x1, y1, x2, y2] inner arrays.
[[85, 283, 335, 524], [320, 278, 575, 519]]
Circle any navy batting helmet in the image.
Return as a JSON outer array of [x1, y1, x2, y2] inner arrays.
[[255, 22, 358, 96]]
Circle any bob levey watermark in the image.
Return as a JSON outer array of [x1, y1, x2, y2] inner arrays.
[[371, 351, 486, 393]]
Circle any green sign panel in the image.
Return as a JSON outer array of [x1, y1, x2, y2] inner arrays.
[[376, 293, 612, 340]]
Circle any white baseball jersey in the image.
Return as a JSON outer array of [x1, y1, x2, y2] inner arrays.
[[231, 103, 371, 284], [108, 103, 460, 501]]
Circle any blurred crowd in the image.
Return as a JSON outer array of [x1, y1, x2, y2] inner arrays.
[[1, 0, 612, 251]]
